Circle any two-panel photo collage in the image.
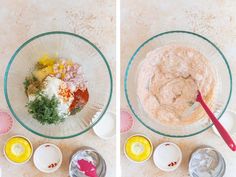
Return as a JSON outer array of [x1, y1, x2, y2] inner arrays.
[[0, 0, 236, 177]]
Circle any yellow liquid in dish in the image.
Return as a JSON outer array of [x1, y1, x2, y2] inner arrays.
[[5, 137, 32, 163], [125, 135, 152, 162]]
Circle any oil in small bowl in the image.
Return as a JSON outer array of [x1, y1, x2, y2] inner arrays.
[[124, 134, 153, 163], [4, 135, 33, 164]]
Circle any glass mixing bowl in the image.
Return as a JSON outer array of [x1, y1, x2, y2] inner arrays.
[[4, 31, 113, 139], [125, 31, 232, 137]]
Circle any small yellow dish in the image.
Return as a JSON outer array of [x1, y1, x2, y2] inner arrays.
[[4, 135, 33, 164], [124, 134, 153, 163]]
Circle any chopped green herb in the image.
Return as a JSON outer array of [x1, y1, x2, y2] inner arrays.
[[27, 94, 64, 125], [188, 101, 195, 106], [70, 107, 82, 115], [23, 77, 31, 92]]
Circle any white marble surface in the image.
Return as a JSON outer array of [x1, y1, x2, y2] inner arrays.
[[121, 0, 236, 177], [0, 1, 115, 177]]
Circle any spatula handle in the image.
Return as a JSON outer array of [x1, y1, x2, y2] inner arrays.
[[196, 91, 236, 151]]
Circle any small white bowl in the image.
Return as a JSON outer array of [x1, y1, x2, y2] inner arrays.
[[212, 110, 236, 137], [153, 142, 182, 171], [124, 134, 153, 163], [92, 111, 116, 140], [33, 143, 62, 173], [3, 135, 33, 165]]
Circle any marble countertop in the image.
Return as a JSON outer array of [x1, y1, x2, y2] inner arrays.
[[0, 1, 115, 177], [121, 0, 236, 177]]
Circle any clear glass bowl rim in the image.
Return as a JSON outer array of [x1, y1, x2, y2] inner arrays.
[[124, 30, 232, 138], [4, 31, 113, 139]]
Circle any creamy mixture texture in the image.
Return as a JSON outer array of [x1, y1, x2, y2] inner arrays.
[[137, 45, 215, 125]]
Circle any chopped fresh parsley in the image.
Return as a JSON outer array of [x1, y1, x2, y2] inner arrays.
[[27, 94, 64, 125], [23, 77, 31, 92], [70, 107, 82, 115]]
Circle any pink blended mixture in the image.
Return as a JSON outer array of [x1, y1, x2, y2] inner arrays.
[[137, 45, 215, 125]]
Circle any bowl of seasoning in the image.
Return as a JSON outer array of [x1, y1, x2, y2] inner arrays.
[[33, 143, 62, 173], [124, 134, 153, 163], [4, 31, 113, 139], [4, 135, 33, 164], [153, 142, 182, 171]]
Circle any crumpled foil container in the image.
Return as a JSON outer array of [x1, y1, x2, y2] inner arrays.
[[189, 146, 225, 177]]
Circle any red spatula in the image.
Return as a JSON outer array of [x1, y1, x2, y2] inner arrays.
[[196, 90, 236, 151], [77, 159, 98, 177]]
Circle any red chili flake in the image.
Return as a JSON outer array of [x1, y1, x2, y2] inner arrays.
[[165, 143, 170, 146], [48, 163, 57, 168], [58, 84, 72, 102], [168, 161, 177, 167], [45, 145, 50, 147]]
